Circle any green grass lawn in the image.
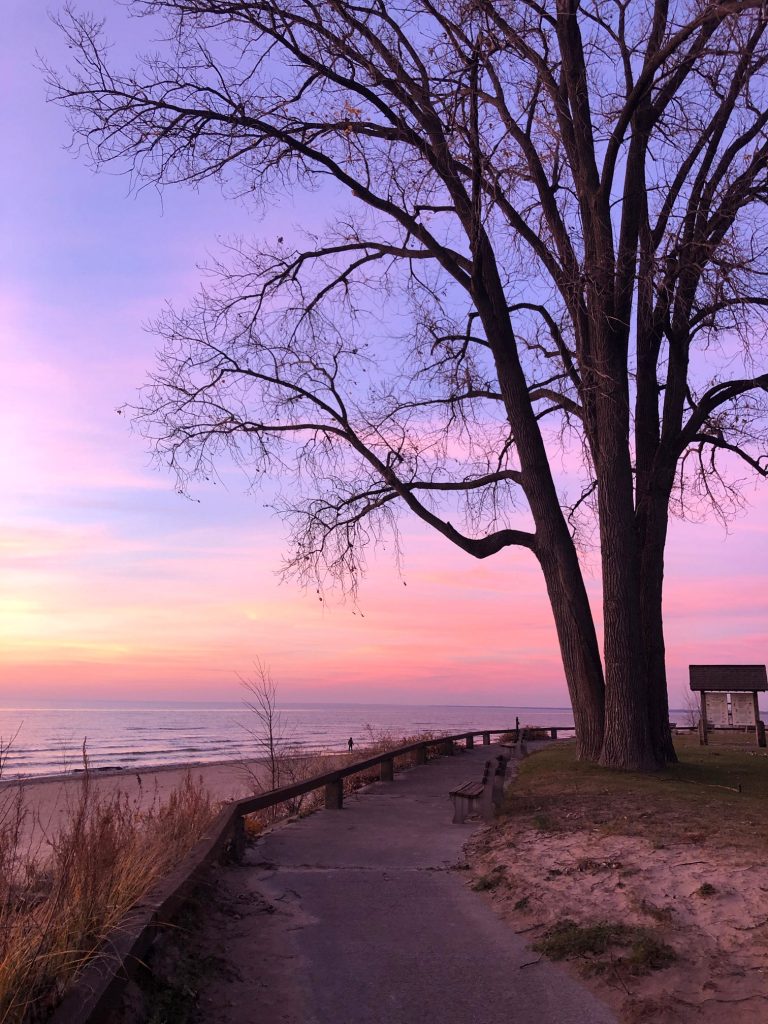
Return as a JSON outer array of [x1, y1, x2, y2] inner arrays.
[[506, 735, 768, 849]]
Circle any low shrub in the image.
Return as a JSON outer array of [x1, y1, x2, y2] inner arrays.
[[533, 918, 676, 976], [522, 727, 550, 741]]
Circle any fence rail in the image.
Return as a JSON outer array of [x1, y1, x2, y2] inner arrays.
[[49, 725, 573, 1024], [233, 725, 574, 817]]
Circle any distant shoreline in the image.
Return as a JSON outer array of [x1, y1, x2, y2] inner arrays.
[[0, 750, 342, 790], [0, 702, 582, 780]]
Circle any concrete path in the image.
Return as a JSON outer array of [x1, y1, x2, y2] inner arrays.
[[196, 745, 617, 1024]]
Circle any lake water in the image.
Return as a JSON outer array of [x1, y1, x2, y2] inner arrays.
[[0, 701, 578, 779]]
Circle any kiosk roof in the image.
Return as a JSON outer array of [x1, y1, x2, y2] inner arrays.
[[689, 665, 767, 692]]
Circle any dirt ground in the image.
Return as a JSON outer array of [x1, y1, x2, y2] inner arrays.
[[467, 739, 768, 1024]]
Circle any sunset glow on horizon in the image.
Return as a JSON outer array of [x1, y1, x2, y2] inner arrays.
[[2, 2, 767, 711]]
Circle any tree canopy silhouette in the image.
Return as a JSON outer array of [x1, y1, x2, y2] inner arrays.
[[48, 0, 768, 768]]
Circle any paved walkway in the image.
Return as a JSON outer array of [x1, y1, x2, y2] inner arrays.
[[196, 745, 616, 1024]]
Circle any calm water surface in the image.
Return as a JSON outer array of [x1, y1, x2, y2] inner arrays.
[[0, 701, 578, 779]]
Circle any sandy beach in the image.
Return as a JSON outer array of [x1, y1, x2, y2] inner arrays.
[[0, 744, 374, 857], [1, 758, 277, 857]]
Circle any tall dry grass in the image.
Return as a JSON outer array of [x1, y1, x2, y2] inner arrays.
[[0, 763, 217, 1024], [357, 724, 443, 762]]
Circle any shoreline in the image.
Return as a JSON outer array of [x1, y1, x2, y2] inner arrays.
[[0, 702, 586, 785], [0, 749, 342, 791]]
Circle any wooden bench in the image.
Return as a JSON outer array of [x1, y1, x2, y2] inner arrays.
[[449, 755, 510, 824], [499, 736, 527, 759]]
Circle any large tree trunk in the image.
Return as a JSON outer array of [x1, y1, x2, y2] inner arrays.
[[637, 491, 677, 764], [597, 494, 660, 770], [471, 255, 606, 761], [537, 537, 605, 762], [591, 350, 663, 771]]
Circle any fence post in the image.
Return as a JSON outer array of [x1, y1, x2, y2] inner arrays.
[[466, 733, 474, 749], [415, 743, 428, 765], [482, 731, 491, 745], [550, 728, 558, 740], [443, 739, 455, 756], [380, 757, 394, 781], [699, 691, 708, 745], [325, 779, 344, 809], [229, 815, 246, 864]]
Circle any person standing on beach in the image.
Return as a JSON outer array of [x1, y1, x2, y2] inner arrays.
[[348, 737, 354, 753]]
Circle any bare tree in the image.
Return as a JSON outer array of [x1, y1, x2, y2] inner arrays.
[[239, 660, 323, 818], [47, 0, 768, 769], [240, 661, 286, 794]]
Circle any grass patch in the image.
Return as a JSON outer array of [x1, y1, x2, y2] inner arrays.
[[624, 933, 676, 974], [532, 812, 560, 832], [534, 919, 676, 976], [471, 865, 506, 892], [503, 735, 768, 850], [535, 919, 632, 958], [471, 874, 497, 892]]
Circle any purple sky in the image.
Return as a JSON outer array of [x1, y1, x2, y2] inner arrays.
[[1, 2, 766, 708]]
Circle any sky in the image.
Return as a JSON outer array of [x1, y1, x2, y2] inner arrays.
[[1, 1, 766, 708]]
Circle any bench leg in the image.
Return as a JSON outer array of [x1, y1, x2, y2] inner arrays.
[[451, 795, 464, 824], [452, 794, 479, 824], [481, 777, 497, 821], [492, 776, 506, 809], [452, 794, 487, 824]]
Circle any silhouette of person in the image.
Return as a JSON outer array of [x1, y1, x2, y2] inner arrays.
[[348, 737, 354, 753]]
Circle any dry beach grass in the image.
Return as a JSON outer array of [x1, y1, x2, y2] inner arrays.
[[0, 767, 217, 1024], [468, 736, 768, 1023]]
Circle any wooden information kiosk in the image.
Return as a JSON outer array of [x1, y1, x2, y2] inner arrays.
[[689, 664, 767, 747]]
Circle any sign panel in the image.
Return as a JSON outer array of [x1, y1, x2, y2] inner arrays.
[[731, 692, 756, 727], [706, 691, 730, 728]]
